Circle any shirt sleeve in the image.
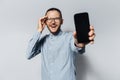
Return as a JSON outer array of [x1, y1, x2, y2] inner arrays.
[[70, 34, 85, 54], [26, 31, 42, 59]]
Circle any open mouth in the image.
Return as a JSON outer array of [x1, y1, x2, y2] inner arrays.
[[50, 25, 57, 28]]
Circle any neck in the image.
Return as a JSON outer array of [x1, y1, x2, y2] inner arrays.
[[51, 29, 61, 36]]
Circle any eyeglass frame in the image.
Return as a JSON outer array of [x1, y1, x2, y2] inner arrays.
[[46, 17, 62, 22]]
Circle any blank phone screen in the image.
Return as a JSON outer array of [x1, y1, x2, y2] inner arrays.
[[74, 12, 90, 43]]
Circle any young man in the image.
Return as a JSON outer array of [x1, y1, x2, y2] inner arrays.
[[27, 8, 95, 80]]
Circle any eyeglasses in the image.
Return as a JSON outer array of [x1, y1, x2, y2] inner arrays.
[[46, 17, 61, 22]]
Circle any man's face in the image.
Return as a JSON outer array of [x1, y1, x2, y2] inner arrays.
[[45, 10, 63, 34]]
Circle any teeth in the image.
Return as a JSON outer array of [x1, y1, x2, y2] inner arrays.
[[51, 26, 56, 28]]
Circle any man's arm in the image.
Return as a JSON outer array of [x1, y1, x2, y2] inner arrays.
[[26, 16, 48, 59], [26, 32, 42, 59], [70, 35, 85, 54], [72, 25, 95, 54]]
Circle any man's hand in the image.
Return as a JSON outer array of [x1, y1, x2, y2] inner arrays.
[[88, 25, 95, 44], [37, 16, 48, 32], [73, 25, 95, 48]]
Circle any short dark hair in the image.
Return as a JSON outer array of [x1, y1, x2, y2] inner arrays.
[[45, 8, 62, 19]]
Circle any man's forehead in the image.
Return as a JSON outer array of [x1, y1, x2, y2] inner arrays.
[[46, 10, 60, 15]]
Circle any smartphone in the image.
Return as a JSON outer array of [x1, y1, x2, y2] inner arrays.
[[74, 12, 90, 43]]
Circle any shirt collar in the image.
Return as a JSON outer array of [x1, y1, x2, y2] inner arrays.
[[49, 29, 62, 38]]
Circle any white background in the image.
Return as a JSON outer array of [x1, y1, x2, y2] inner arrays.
[[0, 0, 120, 80]]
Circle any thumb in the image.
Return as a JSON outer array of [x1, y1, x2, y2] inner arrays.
[[73, 31, 77, 39], [73, 31, 78, 44]]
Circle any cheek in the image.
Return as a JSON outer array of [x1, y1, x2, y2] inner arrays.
[[57, 21, 62, 25]]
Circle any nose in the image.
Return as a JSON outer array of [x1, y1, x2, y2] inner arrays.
[[51, 19, 56, 23]]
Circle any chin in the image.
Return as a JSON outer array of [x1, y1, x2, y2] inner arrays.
[[48, 26, 61, 34], [50, 29, 60, 35], [49, 28, 57, 33]]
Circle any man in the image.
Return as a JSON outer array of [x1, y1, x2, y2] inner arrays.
[[26, 8, 95, 80]]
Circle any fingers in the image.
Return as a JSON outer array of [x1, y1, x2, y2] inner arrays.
[[89, 25, 95, 36], [89, 33, 95, 40], [75, 43, 85, 48], [89, 25, 95, 44], [73, 31, 78, 44], [90, 25, 94, 30], [73, 31, 77, 39], [90, 40, 94, 44], [38, 16, 48, 32], [39, 16, 48, 25]]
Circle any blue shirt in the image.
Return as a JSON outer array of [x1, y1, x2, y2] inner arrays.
[[26, 30, 85, 80]]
